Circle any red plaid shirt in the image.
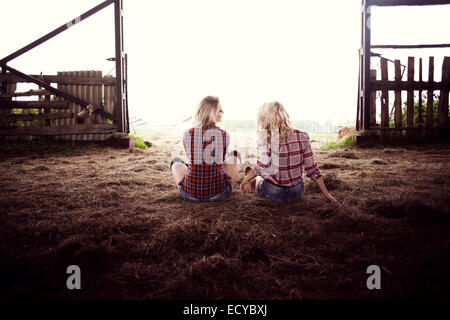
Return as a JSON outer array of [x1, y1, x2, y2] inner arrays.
[[179, 125, 232, 199], [252, 129, 322, 186]]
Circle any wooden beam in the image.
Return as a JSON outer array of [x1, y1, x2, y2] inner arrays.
[[367, 0, 450, 6], [362, 1, 372, 130], [0, 89, 53, 98], [0, 100, 69, 109], [371, 43, 450, 49], [374, 126, 449, 131], [370, 70, 377, 128], [356, 52, 363, 131], [0, 123, 118, 136], [115, 0, 125, 133], [0, 73, 116, 86], [1, 112, 74, 122], [371, 80, 450, 91]]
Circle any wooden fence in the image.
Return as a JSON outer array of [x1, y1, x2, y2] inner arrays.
[[0, 71, 119, 141], [357, 56, 450, 140]]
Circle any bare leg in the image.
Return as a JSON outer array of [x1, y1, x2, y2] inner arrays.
[[223, 155, 241, 183], [172, 162, 188, 186]]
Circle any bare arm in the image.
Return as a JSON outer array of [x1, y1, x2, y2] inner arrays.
[[315, 177, 340, 205], [242, 169, 256, 184], [240, 169, 256, 194]]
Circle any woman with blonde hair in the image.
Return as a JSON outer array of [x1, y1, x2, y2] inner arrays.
[[171, 96, 241, 202], [240, 101, 339, 205]]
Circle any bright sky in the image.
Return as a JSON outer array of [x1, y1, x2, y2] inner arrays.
[[1, 0, 449, 126]]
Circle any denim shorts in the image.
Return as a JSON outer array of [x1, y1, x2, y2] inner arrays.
[[179, 183, 233, 202], [257, 180, 304, 203]]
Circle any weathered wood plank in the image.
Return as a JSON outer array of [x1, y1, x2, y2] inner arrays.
[[0, 100, 69, 109], [380, 58, 389, 129], [366, 126, 448, 131], [0, 68, 8, 128], [0, 74, 116, 86], [371, 43, 450, 49], [438, 57, 450, 128], [1, 112, 74, 122], [43, 84, 51, 127], [0, 124, 118, 136], [427, 57, 435, 128], [0, 89, 53, 98], [418, 58, 423, 126], [371, 80, 450, 91], [394, 60, 402, 129], [105, 82, 116, 117], [370, 70, 377, 128], [377, 126, 434, 131], [93, 70, 103, 140], [367, 0, 450, 6], [407, 57, 415, 127]]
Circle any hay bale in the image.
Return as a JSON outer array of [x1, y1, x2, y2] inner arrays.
[[338, 127, 357, 140]]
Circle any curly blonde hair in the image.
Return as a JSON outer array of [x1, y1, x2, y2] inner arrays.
[[257, 101, 294, 145]]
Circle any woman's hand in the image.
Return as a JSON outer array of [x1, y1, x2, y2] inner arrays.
[[240, 167, 257, 195], [314, 177, 340, 205], [240, 181, 252, 194], [323, 192, 340, 205]]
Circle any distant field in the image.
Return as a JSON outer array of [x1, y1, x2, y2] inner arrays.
[[134, 128, 339, 152]]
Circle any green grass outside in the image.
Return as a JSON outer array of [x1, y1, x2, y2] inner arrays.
[[128, 133, 149, 150], [319, 136, 356, 151]]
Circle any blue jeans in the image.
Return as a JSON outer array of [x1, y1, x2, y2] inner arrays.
[[179, 183, 232, 202], [257, 180, 304, 203]]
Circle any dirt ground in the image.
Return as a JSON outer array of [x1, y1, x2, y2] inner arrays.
[[0, 130, 449, 300]]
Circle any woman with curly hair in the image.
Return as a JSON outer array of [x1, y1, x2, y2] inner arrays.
[[240, 101, 339, 205]]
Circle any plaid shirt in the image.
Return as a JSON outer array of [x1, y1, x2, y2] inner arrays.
[[179, 125, 232, 199], [252, 129, 322, 186]]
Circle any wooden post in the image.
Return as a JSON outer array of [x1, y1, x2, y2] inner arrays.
[[394, 60, 402, 129], [370, 70, 377, 129], [0, 68, 7, 129], [124, 53, 129, 134], [40, 77, 52, 127], [407, 57, 415, 128], [418, 58, 423, 126], [115, 0, 126, 133], [362, 1, 372, 130], [380, 58, 389, 140], [356, 52, 362, 131], [438, 57, 450, 128], [427, 57, 434, 128]]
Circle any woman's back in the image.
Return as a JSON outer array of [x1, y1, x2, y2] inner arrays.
[[180, 124, 231, 199], [253, 128, 322, 187]]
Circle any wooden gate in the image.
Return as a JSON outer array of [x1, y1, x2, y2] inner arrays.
[[0, 0, 128, 141], [359, 56, 450, 140], [0, 71, 119, 141]]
